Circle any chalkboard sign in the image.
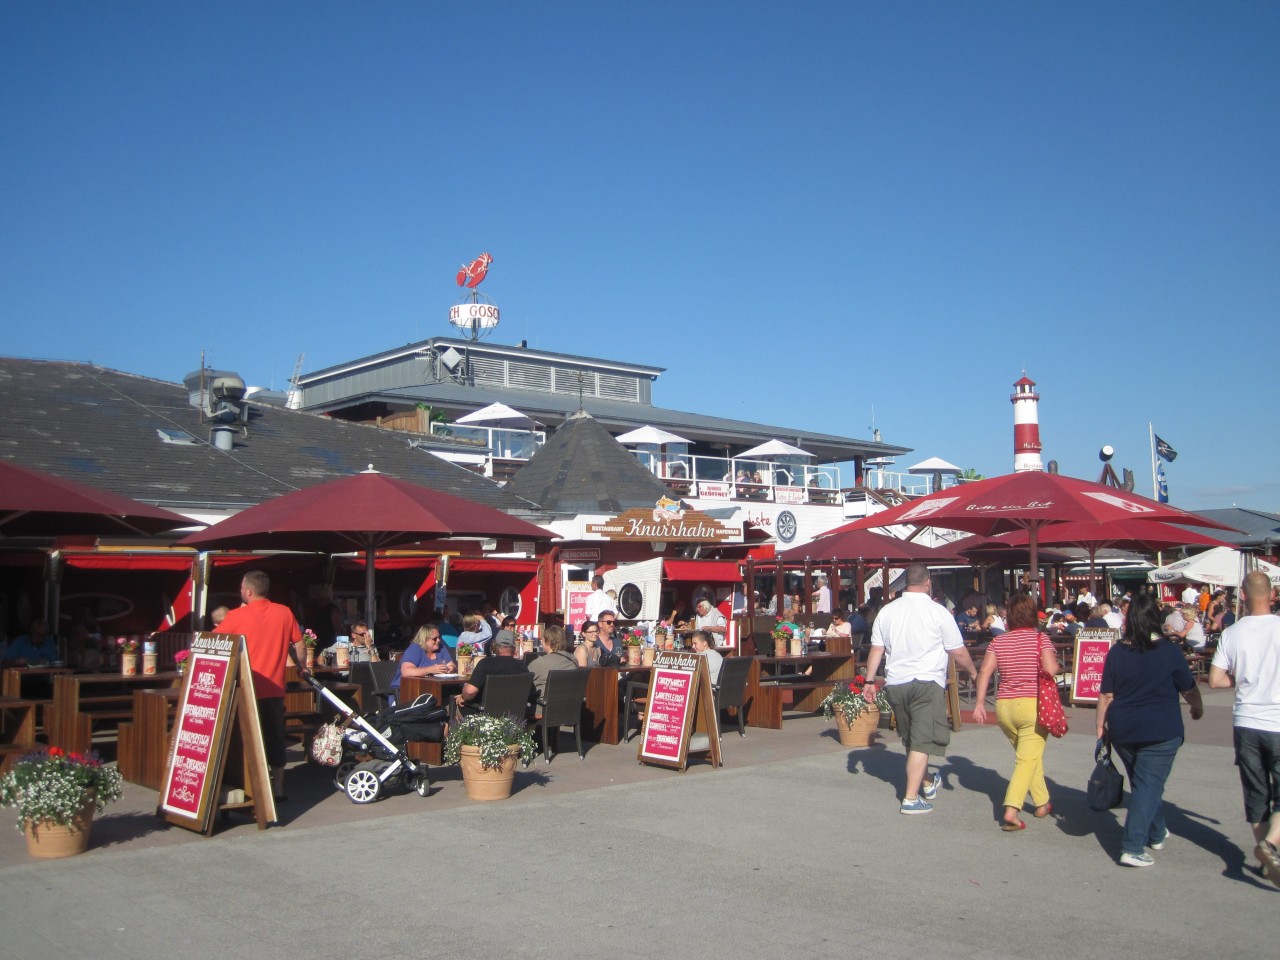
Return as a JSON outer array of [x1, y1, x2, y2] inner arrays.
[[637, 651, 721, 771], [160, 633, 275, 835], [1071, 628, 1119, 704]]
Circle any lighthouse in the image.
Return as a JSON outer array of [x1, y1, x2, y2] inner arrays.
[[1010, 373, 1043, 472]]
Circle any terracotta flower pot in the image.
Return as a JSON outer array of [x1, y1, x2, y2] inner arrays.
[[773, 638, 789, 658], [626, 645, 642, 666], [121, 652, 138, 676], [457, 745, 520, 801], [834, 706, 880, 748], [24, 801, 95, 859]]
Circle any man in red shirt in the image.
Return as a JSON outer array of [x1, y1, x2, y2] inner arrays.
[[215, 569, 305, 799]]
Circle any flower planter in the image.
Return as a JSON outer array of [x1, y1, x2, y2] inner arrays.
[[457, 655, 474, 677], [121, 653, 138, 676], [773, 639, 789, 658], [305, 649, 316, 670], [457, 745, 520, 801], [626, 646, 643, 666], [23, 801, 95, 859], [834, 706, 880, 748], [641, 647, 656, 667]]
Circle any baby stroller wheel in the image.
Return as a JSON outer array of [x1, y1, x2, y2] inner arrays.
[[333, 760, 355, 791], [344, 762, 383, 804], [415, 769, 431, 797]]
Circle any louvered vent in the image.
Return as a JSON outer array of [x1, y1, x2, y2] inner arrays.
[[507, 360, 553, 392], [597, 373, 638, 401]]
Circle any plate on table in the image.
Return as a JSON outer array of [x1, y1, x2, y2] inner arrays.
[[431, 673, 462, 679]]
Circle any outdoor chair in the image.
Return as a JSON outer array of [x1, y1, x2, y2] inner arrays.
[[714, 655, 753, 738], [532, 668, 590, 764], [623, 676, 650, 742], [349, 660, 399, 713], [476, 671, 535, 724]]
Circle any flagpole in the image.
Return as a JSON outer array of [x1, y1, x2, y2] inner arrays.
[[1149, 422, 1158, 499]]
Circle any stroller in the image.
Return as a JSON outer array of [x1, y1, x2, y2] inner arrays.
[[305, 673, 448, 804]]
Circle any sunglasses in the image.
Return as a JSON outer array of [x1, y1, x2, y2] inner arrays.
[[600, 619, 615, 624], [352, 631, 368, 638]]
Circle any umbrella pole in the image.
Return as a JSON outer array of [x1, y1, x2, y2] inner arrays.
[[1089, 546, 1098, 601], [1029, 526, 1041, 608], [365, 543, 376, 634]]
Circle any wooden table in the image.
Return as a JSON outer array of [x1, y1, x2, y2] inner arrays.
[[116, 687, 181, 789], [2, 667, 72, 732], [398, 674, 466, 765], [745, 653, 855, 729], [48, 671, 180, 755], [0, 697, 37, 773], [584, 665, 652, 745]]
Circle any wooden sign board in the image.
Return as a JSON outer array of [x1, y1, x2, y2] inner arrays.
[[637, 651, 721, 771], [1071, 628, 1119, 704], [159, 633, 276, 835]]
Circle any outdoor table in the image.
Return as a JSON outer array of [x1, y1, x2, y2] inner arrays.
[[745, 652, 855, 729], [583, 664, 651, 745], [1, 666, 72, 732], [47, 671, 180, 755]]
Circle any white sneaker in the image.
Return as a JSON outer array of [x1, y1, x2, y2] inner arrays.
[[1119, 852, 1155, 868], [921, 774, 940, 801], [1148, 831, 1169, 851]]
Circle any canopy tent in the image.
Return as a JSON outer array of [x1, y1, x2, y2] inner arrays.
[[1148, 547, 1280, 588]]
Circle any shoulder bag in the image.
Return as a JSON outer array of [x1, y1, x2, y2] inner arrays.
[[1087, 737, 1125, 810], [1034, 632, 1069, 737]]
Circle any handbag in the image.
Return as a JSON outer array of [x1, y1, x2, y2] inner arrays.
[[1034, 631, 1068, 737], [1087, 737, 1125, 811], [310, 720, 345, 767]]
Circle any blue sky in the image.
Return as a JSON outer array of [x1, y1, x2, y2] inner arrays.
[[3, 2, 1276, 511]]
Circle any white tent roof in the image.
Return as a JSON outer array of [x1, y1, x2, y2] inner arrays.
[[455, 402, 536, 428], [908, 456, 962, 474], [738, 439, 813, 459], [615, 425, 691, 446], [1148, 546, 1280, 587]]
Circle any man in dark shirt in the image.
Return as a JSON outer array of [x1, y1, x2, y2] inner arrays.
[[453, 633, 530, 717]]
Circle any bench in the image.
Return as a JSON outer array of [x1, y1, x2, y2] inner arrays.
[[746, 653, 855, 729], [0, 697, 37, 773], [48, 672, 180, 756]]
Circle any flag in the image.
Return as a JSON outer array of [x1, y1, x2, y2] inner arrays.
[[1157, 463, 1169, 503], [1154, 434, 1178, 462]]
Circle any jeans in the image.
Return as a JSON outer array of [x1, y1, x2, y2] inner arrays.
[[1113, 737, 1183, 856]]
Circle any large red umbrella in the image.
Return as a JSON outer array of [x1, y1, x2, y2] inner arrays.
[[779, 528, 961, 564], [179, 468, 554, 622], [832, 472, 1236, 599], [0, 460, 193, 537]]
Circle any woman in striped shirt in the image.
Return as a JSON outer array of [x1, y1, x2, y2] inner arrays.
[[972, 593, 1062, 831]]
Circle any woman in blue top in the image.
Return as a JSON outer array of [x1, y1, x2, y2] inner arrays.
[[1096, 593, 1203, 867]]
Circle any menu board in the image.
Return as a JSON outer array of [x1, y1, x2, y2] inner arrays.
[[638, 651, 721, 771], [160, 633, 275, 835], [161, 636, 235, 819], [1071, 628, 1119, 703]]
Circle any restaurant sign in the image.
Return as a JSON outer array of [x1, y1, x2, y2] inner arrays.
[[638, 651, 721, 771], [585, 497, 737, 543], [774, 486, 805, 505], [1071, 628, 1118, 703]]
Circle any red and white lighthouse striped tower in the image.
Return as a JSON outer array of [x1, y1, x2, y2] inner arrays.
[[1010, 373, 1043, 472]]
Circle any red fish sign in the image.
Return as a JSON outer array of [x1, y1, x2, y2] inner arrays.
[[456, 252, 493, 288]]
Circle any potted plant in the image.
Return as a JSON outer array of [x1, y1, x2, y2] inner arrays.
[[301, 628, 319, 669], [456, 642, 477, 676], [622, 629, 645, 665], [444, 714, 537, 801], [173, 649, 190, 677], [0, 747, 124, 859], [771, 621, 800, 658], [116, 636, 140, 675], [654, 621, 672, 650], [821, 676, 891, 748]]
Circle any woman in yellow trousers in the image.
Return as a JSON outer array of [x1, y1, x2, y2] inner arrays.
[[972, 593, 1062, 830]]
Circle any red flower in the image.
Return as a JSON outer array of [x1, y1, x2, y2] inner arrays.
[[47, 746, 64, 757]]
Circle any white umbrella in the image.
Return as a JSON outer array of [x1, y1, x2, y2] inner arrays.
[[908, 456, 961, 474], [455, 402, 536, 429], [615, 425, 692, 446], [738, 439, 813, 459], [1148, 546, 1280, 587]]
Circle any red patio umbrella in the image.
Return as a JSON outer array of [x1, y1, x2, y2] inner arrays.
[[778, 528, 962, 564], [831, 472, 1236, 600], [0, 460, 194, 537], [179, 468, 555, 622]]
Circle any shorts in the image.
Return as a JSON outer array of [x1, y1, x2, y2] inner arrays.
[[1233, 725, 1280, 824], [884, 680, 950, 758], [257, 697, 287, 770]]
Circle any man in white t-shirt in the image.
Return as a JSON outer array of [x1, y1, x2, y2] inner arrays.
[[694, 599, 727, 640], [863, 564, 979, 816], [1182, 584, 1200, 606], [1210, 571, 1280, 887], [584, 575, 614, 622], [813, 577, 832, 614]]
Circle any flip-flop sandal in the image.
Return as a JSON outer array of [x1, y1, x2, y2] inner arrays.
[[1001, 818, 1026, 832], [1034, 802, 1053, 818]]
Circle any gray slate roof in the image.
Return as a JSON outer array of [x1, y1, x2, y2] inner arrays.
[[506, 411, 672, 517], [0, 358, 542, 516], [1190, 509, 1280, 550]]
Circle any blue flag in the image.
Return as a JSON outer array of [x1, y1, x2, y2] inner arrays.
[[1154, 434, 1178, 462], [1157, 463, 1169, 503]]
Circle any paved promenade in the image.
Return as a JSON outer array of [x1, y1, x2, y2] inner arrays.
[[1, 688, 1275, 959]]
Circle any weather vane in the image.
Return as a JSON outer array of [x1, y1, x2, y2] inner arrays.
[[455, 252, 493, 289], [448, 251, 500, 341]]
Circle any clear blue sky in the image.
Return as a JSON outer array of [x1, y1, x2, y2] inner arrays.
[[3, 2, 1276, 511]]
